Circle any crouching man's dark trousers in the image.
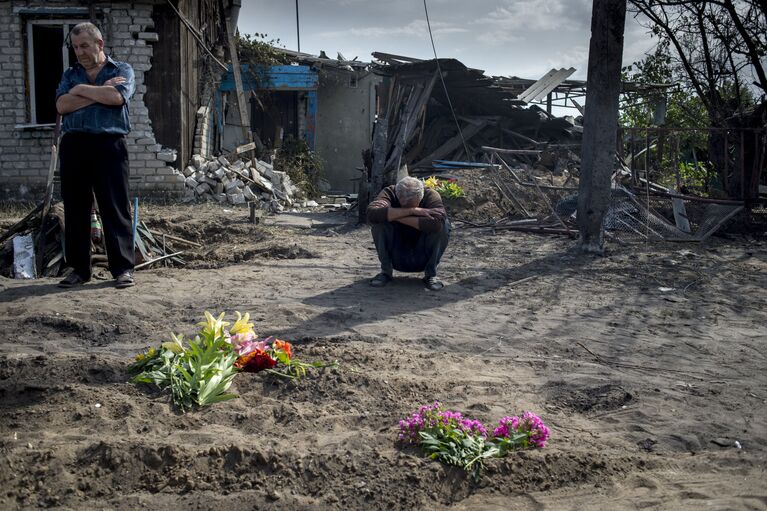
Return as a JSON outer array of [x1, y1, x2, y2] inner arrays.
[[371, 220, 451, 278], [59, 132, 135, 279]]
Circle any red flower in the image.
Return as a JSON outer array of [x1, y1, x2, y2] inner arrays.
[[235, 349, 277, 372]]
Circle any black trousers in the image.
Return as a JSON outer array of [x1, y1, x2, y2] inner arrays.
[[371, 219, 451, 278], [59, 132, 134, 279]]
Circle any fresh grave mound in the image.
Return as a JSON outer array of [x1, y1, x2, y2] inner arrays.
[[0, 338, 650, 510], [0, 355, 645, 510]]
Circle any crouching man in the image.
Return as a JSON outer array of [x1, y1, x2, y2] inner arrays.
[[366, 177, 451, 290]]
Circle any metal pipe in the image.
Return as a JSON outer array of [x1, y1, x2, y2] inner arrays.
[[295, 0, 300, 53]]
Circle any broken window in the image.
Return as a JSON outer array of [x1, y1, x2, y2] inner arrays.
[[25, 20, 79, 125]]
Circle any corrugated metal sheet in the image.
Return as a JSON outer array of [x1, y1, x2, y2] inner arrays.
[[516, 68, 576, 103]]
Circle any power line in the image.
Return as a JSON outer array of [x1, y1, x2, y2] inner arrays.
[[423, 0, 470, 160]]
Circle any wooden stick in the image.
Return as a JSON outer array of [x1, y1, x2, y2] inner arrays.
[[697, 205, 744, 242], [508, 275, 538, 286], [492, 226, 574, 235], [135, 251, 185, 270], [481, 145, 542, 156], [147, 230, 202, 247], [490, 172, 530, 218], [530, 175, 574, 236], [0, 202, 43, 244], [493, 152, 525, 184]]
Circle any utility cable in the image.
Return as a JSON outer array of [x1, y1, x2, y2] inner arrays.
[[423, 0, 471, 160], [166, 0, 228, 72]]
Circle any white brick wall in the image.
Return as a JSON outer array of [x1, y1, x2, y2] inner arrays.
[[0, 1, 184, 200]]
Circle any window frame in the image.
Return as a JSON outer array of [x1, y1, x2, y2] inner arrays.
[[26, 19, 83, 126]]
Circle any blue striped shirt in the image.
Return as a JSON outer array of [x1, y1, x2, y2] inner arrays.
[[56, 56, 135, 135]]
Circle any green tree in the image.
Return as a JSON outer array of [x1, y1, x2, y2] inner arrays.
[[628, 0, 765, 196]]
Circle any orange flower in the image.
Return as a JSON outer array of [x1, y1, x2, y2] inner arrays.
[[272, 339, 293, 360]]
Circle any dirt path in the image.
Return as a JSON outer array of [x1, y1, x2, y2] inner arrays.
[[1, 204, 766, 510]]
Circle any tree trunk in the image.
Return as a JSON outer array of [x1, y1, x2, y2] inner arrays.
[[578, 0, 627, 254]]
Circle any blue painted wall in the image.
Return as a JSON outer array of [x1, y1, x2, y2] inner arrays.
[[220, 65, 318, 92]]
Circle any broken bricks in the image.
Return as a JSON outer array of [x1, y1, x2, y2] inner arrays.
[[184, 153, 299, 208]]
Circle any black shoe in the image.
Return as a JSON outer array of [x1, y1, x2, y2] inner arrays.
[[423, 276, 444, 291], [370, 272, 392, 287], [115, 270, 135, 289], [58, 272, 90, 288]]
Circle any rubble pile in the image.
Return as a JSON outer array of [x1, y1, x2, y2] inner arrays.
[[182, 154, 300, 212]]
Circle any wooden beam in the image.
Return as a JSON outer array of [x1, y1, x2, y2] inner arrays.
[[223, 10, 262, 155], [369, 120, 389, 199], [413, 120, 488, 168], [481, 146, 542, 156]]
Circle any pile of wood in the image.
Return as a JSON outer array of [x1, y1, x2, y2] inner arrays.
[[371, 58, 582, 181], [450, 147, 744, 244], [182, 153, 299, 212], [0, 202, 190, 279]]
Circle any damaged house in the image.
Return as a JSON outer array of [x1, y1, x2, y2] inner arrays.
[[0, 0, 244, 200], [364, 52, 586, 194], [215, 48, 381, 194]]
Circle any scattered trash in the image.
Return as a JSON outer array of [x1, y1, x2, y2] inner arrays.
[[12, 234, 36, 279]]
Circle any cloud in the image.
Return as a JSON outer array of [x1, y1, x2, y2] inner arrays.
[[318, 19, 469, 39], [474, 0, 591, 45], [546, 46, 589, 77]]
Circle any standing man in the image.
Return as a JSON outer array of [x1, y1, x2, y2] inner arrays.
[[55, 22, 136, 289], [367, 177, 451, 290]]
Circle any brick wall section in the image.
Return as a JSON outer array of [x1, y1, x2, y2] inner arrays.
[[194, 104, 213, 159], [0, 1, 185, 200]]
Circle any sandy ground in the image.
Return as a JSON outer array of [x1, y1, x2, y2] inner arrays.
[[0, 202, 766, 510]]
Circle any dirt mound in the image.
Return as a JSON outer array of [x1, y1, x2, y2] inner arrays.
[[0, 349, 648, 510]]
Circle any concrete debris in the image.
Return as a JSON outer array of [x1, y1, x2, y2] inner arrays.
[[184, 154, 299, 208], [157, 148, 177, 163]]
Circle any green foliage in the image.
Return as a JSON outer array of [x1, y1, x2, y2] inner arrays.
[[237, 33, 290, 66], [236, 33, 291, 112], [438, 182, 466, 199], [274, 136, 325, 197], [129, 333, 239, 412], [620, 41, 708, 131], [423, 176, 466, 199], [419, 430, 499, 483], [676, 161, 717, 191]]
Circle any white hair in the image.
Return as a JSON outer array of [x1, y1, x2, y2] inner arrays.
[[70, 22, 103, 42], [395, 176, 424, 205]]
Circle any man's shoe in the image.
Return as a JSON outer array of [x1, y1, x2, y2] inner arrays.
[[423, 276, 444, 291], [370, 272, 392, 287], [58, 272, 90, 288], [115, 270, 135, 289]]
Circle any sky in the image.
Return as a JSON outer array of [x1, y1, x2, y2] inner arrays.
[[238, 0, 657, 82]]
